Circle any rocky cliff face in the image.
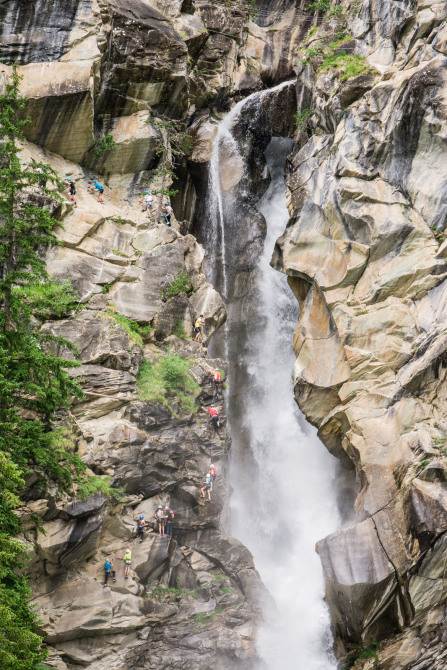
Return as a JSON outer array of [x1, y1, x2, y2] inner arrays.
[[271, 0, 447, 667], [3, 0, 447, 667]]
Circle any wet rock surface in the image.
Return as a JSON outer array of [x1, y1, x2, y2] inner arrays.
[[272, 0, 447, 667]]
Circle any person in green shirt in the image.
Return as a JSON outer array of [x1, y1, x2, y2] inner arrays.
[[122, 548, 132, 579]]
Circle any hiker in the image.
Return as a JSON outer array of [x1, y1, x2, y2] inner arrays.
[[66, 178, 77, 206], [35, 166, 47, 189], [154, 505, 165, 536], [122, 548, 132, 579], [202, 405, 219, 432], [140, 191, 153, 217], [194, 314, 205, 342], [137, 514, 146, 543], [210, 370, 222, 397], [164, 504, 174, 536], [162, 202, 172, 226], [210, 463, 216, 491], [103, 557, 116, 587], [88, 179, 105, 204], [201, 473, 212, 502]]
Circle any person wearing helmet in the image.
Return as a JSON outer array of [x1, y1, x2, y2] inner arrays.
[[209, 463, 216, 490], [136, 514, 146, 543], [88, 178, 104, 203], [201, 473, 212, 502], [210, 369, 222, 397], [202, 405, 219, 432], [122, 548, 132, 579], [164, 504, 174, 536], [103, 556, 116, 587], [65, 177, 77, 207], [154, 505, 165, 536], [162, 201, 172, 226], [140, 190, 153, 217]]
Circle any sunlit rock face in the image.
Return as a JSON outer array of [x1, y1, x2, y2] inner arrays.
[[272, 0, 447, 666]]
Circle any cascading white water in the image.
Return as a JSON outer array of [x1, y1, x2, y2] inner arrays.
[[204, 86, 340, 670]]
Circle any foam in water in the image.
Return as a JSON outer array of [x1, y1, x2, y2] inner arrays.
[[205, 86, 340, 670]]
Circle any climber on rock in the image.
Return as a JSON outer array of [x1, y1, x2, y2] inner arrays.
[[103, 557, 116, 587], [140, 191, 153, 217], [122, 548, 132, 579], [210, 463, 216, 490], [65, 178, 77, 207], [162, 202, 172, 226], [194, 314, 205, 342], [155, 505, 165, 536], [201, 473, 212, 502], [210, 370, 222, 397], [88, 178, 105, 204], [164, 504, 174, 536], [137, 514, 146, 543], [202, 405, 219, 432]]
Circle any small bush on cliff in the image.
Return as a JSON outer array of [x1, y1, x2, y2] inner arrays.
[[137, 354, 200, 414], [319, 52, 370, 81], [160, 270, 193, 301], [107, 310, 153, 348], [92, 133, 117, 157]]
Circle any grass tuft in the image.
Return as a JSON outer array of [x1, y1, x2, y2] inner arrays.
[[137, 354, 201, 414]]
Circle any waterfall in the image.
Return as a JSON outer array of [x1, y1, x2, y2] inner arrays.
[[204, 86, 340, 669]]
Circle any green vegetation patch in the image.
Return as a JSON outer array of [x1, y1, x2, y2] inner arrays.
[[294, 108, 313, 131], [161, 270, 193, 301], [137, 354, 201, 414], [76, 475, 123, 502], [92, 133, 117, 157], [319, 52, 370, 81], [108, 310, 153, 349]]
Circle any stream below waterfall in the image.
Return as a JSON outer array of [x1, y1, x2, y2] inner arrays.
[[202, 86, 340, 669]]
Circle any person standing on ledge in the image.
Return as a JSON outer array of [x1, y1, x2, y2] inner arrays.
[[122, 548, 132, 579], [65, 178, 77, 207], [137, 514, 146, 543], [140, 191, 153, 218], [103, 557, 116, 587], [155, 505, 165, 536], [164, 504, 174, 536], [194, 314, 205, 342], [162, 202, 172, 226]]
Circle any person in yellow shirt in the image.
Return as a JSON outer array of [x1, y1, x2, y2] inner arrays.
[[194, 314, 205, 342], [122, 548, 132, 579]]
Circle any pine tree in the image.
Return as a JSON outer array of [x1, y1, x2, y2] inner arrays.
[[0, 65, 85, 669]]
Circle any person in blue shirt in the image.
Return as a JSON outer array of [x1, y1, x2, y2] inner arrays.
[[200, 473, 212, 502], [88, 178, 105, 204], [103, 557, 116, 587]]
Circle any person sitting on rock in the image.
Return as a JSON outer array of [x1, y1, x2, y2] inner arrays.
[[201, 474, 212, 502], [194, 314, 205, 342], [155, 505, 165, 536], [164, 504, 174, 536], [137, 514, 146, 543], [202, 406, 219, 432], [104, 557, 116, 587], [122, 548, 132, 579], [210, 463, 216, 491]]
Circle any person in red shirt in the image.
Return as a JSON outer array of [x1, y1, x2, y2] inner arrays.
[[202, 406, 219, 432]]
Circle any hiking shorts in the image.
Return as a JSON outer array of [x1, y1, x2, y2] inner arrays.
[[195, 327, 201, 333], [98, 188, 104, 194]]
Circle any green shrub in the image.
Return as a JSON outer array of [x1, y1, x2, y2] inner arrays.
[[161, 270, 193, 301], [319, 52, 370, 81], [294, 108, 313, 130], [108, 311, 153, 348], [173, 319, 188, 339], [92, 133, 117, 157], [76, 475, 123, 502], [137, 354, 201, 414]]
